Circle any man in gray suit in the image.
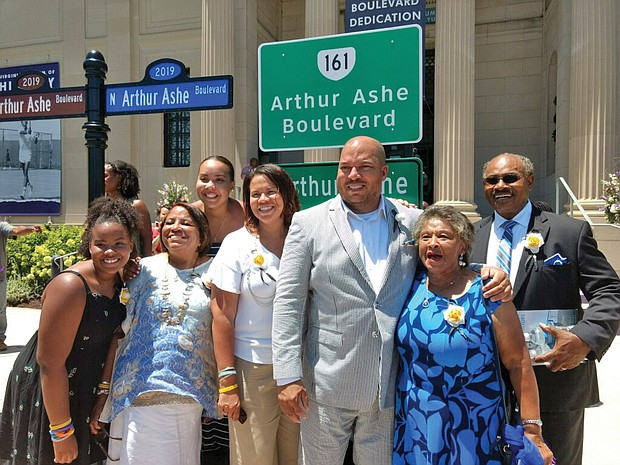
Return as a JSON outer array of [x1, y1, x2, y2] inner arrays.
[[272, 136, 510, 465]]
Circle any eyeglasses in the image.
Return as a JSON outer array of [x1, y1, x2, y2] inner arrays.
[[94, 428, 122, 462], [483, 174, 521, 185]]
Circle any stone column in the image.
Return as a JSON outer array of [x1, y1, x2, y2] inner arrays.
[[433, 0, 478, 219], [201, 0, 240, 183], [304, 0, 341, 162], [567, 0, 617, 221], [233, 0, 258, 178]]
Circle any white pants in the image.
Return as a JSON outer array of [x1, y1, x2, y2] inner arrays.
[[107, 402, 202, 465]]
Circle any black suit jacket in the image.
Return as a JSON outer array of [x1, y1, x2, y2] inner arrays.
[[472, 207, 620, 411]]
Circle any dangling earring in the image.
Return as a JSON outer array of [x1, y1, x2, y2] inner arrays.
[[458, 253, 466, 268]]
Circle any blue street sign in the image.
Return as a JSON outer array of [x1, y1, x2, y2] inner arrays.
[[106, 78, 232, 115], [105, 58, 233, 116]]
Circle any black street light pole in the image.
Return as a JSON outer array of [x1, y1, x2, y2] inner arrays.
[[83, 50, 109, 203]]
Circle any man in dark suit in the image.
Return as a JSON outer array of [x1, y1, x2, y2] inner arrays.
[[472, 153, 620, 465]]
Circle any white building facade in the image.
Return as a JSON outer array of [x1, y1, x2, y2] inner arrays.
[[0, 0, 617, 223]]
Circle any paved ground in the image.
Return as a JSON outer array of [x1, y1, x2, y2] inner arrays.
[[1, 306, 619, 463]]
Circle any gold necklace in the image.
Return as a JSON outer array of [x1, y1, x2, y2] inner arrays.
[[428, 269, 462, 292], [212, 209, 230, 243], [423, 269, 462, 308], [158, 262, 199, 326]]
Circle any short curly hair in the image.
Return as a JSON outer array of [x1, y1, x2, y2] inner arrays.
[[413, 204, 475, 266], [106, 160, 142, 199], [79, 196, 141, 258]]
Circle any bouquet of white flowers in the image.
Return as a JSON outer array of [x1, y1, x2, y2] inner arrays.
[[601, 171, 620, 224], [157, 180, 190, 208]]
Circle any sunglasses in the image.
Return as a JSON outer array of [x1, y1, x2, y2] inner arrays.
[[94, 428, 122, 462], [483, 173, 521, 185]]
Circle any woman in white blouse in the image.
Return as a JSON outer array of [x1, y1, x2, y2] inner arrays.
[[210, 164, 301, 465]]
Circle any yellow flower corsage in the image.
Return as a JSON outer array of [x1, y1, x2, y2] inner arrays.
[[253, 253, 265, 267], [444, 304, 465, 328], [524, 232, 544, 254], [444, 304, 470, 340], [119, 287, 131, 305]]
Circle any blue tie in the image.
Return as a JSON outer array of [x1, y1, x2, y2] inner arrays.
[[497, 220, 517, 274]]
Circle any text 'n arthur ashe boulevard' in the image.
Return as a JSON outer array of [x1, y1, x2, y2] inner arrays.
[[106, 78, 231, 116]]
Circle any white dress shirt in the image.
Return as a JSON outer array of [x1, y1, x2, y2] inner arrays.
[[341, 196, 389, 294], [485, 201, 533, 286]]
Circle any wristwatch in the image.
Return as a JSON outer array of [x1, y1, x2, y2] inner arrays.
[[522, 419, 543, 427]]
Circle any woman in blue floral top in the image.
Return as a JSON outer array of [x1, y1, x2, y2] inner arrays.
[[393, 205, 553, 465], [90, 203, 217, 465]]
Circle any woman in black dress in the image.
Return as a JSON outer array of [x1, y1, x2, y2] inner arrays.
[[0, 197, 140, 465]]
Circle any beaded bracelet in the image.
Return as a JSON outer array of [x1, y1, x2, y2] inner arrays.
[[96, 388, 110, 396], [218, 383, 239, 394]]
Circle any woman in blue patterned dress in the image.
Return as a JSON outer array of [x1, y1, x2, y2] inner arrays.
[[89, 203, 218, 465], [393, 205, 553, 465]]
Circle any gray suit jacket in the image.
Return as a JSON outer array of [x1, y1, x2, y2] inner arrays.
[[272, 196, 421, 411]]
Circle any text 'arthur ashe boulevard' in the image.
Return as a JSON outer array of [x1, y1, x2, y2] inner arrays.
[[269, 84, 409, 135], [109, 83, 228, 108]]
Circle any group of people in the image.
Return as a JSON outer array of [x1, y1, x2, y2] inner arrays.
[[0, 134, 619, 465]]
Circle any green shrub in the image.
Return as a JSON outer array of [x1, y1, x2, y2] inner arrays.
[[6, 276, 38, 306], [6, 224, 84, 297]]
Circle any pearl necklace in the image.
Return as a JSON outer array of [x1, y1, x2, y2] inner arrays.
[[158, 262, 199, 326]]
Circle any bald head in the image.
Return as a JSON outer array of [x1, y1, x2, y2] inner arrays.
[[341, 136, 386, 166]]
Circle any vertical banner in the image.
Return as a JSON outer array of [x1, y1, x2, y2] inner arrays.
[[0, 62, 62, 215]]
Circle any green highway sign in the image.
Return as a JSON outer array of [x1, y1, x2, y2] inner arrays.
[[258, 25, 423, 151], [281, 157, 423, 209]]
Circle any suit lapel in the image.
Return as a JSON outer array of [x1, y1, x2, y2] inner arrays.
[[377, 202, 401, 293], [328, 198, 374, 291], [513, 209, 550, 296], [472, 216, 493, 262]]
